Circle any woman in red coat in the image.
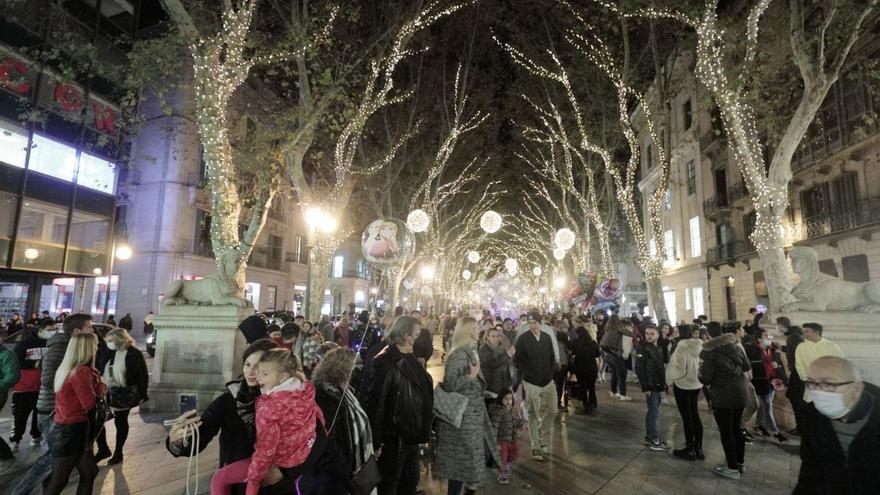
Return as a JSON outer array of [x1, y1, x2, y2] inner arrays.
[[44, 332, 107, 495]]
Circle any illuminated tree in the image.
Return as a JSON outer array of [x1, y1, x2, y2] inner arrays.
[[599, 0, 878, 312]]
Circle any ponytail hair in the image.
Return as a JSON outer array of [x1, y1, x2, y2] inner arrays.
[[257, 348, 304, 381]]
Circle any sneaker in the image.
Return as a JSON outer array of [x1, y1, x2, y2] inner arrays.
[[742, 430, 755, 445], [540, 445, 550, 456], [497, 472, 509, 484], [10, 442, 19, 452], [754, 425, 771, 437], [695, 448, 705, 460], [619, 395, 633, 401], [713, 466, 742, 480], [661, 398, 670, 406], [644, 436, 652, 446], [31, 437, 42, 447], [773, 433, 788, 443], [531, 450, 545, 462], [609, 391, 620, 398], [649, 439, 670, 452]]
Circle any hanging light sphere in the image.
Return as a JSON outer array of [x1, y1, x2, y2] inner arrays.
[[480, 210, 502, 234], [533, 266, 543, 277], [462, 269, 472, 280], [504, 258, 518, 272], [115, 244, 133, 261], [403, 278, 415, 290], [554, 228, 576, 251], [467, 250, 480, 263], [406, 209, 430, 233], [508, 265, 518, 276], [553, 247, 567, 261], [24, 248, 39, 260]]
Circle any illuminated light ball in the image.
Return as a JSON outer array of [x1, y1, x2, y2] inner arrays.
[[539, 287, 547, 294], [92, 268, 103, 275], [553, 276, 566, 289], [115, 244, 133, 260], [480, 210, 502, 234], [467, 251, 480, 263], [403, 278, 415, 290], [504, 258, 518, 272], [406, 209, 430, 233], [462, 269, 472, 280], [24, 248, 39, 260], [420, 265, 435, 280], [532, 266, 542, 277], [507, 265, 518, 277], [554, 228, 576, 251], [553, 248, 566, 261]]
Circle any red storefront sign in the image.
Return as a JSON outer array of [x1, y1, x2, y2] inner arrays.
[[0, 57, 31, 94]]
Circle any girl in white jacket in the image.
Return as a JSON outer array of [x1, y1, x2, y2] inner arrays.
[[666, 325, 704, 461]]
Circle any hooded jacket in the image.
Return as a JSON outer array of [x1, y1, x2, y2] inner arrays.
[[37, 331, 71, 414], [247, 378, 324, 495], [0, 347, 21, 406], [666, 338, 703, 391], [699, 333, 751, 409]]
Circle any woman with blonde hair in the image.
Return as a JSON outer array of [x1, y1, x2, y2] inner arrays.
[[45, 332, 106, 495], [94, 327, 149, 465], [435, 316, 500, 494]]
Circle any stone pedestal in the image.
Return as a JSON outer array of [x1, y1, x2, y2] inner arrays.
[[142, 305, 251, 413]]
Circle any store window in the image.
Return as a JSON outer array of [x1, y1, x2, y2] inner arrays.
[[663, 290, 677, 325], [65, 209, 110, 275], [91, 275, 118, 314], [266, 285, 277, 311], [77, 152, 116, 194], [692, 287, 705, 317], [321, 289, 333, 315], [41, 278, 76, 315], [355, 290, 365, 312], [12, 199, 69, 272], [29, 134, 77, 182], [685, 287, 691, 311], [664, 190, 672, 210], [664, 230, 675, 262], [245, 282, 261, 309], [0, 121, 28, 168]]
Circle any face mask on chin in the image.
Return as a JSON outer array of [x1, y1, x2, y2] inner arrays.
[[811, 390, 851, 419]]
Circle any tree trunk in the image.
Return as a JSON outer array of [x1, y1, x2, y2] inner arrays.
[[645, 276, 668, 322], [751, 206, 794, 314], [308, 248, 331, 318]]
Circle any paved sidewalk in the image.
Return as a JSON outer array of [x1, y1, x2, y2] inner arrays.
[[0, 339, 800, 494]]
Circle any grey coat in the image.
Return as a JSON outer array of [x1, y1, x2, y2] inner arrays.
[[434, 345, 500, 483]]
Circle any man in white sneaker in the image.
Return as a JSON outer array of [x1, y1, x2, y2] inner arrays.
[[515, 313, 558, 462]]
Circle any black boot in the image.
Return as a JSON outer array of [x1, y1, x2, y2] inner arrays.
[[694, 445, 705, 460], [107, 452, 124, 466], [672, 445, 696, 461], [95, 448, 112, 463]]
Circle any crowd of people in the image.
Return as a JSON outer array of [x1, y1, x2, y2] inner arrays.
[[0, 304, 876, 494]]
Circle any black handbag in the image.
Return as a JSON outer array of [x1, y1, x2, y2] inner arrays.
[[347, 454, 382, 495], [108, 385, 139, 409]]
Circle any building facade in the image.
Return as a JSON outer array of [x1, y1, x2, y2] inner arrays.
[[638, 50, 880, 322]]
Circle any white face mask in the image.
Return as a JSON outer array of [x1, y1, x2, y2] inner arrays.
[[761, 339, 772, 347], [106, 342, 117, 351], [811, 390, 851, 419], [38, 329, 55, 340]]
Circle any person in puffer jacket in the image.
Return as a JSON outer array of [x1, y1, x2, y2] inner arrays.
[[634, 326, 668, 451], [10, 325, 49, 448], [666, 325, 704, 461], [209, 349, 324, 495], [700, 329, 751, 480]]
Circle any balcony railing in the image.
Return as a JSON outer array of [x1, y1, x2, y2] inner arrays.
[[703, 195, 731, 218], [788, 196, 880, 243], [706, 239, 756, 265], [727, 182, 749, 205], [699, 131, 726, 152]]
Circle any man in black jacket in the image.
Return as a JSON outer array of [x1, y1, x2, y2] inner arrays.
[[794, 356, 880, 495], [635, 326, 669, 451]]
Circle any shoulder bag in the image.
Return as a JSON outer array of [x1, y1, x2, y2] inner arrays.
[[433, 383, 468, 428]]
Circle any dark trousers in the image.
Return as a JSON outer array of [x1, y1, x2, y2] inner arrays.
[[377, 436, 420, 495], [673, 385, 703, 449], [96, 409, 131, 455], [554, 364, 570, 407], [575, 368, 598, 410], [713, 407, 745, 469], [11, 391, 41, 443], [43, 451, 98, 495], [603, 352, 628, 396], [0, 395, 12, 460]]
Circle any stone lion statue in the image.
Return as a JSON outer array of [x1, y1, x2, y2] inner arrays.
[[780, 246, 880, 313], [163, 274, 252, 307]]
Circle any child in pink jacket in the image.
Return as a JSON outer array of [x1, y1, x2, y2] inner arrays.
[[210, 349, 324, 495]]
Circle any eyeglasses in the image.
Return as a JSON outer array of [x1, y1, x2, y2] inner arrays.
[[804, 380, 854, 392]]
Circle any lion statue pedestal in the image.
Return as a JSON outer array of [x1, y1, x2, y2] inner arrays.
[[142, 305, 253, 413]]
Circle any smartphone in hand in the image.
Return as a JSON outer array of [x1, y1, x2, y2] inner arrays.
[[180, 393, 198, 416]]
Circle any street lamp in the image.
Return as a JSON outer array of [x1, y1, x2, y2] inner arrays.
[[115, 244, 132, 260]]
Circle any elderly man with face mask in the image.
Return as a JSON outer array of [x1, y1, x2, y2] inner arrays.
[[794, 356, 880, 495]]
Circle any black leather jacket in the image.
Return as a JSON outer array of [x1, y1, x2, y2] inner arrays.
[[364, 345, 433, 448]]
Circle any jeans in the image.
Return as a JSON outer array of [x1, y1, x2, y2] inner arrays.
[[12, 413, 54, 495], [645, 391, 661, 441], [673, 385, 703, 449], [377, 435, 420, 495], [713, 408, 745, 469], [523, 381, 558, 451], [10, 392, 41, 443], [447, 480, 464, 495], [603, 352, 628, 397], [757, 390, 779, 434]]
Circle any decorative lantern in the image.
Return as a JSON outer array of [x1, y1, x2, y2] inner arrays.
[[553, 247, 566, 261], [462, 269, 472, 280], [406, 209, 430, 233], [467, 251, 480, 263], [480, 210, 502, 233], [533, 266, 543, 277], [554, 228, 576, 251], [504, 258, 518, 272]]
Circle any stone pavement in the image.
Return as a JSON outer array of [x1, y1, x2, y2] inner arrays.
[[0, 344, 801, 494]]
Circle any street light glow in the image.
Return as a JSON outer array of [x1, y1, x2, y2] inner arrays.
[[553, 276, 566, 289], [115, 244, 133, 260], [420, 265, 435, 280]]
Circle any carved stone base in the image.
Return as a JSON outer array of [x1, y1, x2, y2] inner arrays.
[[141, 305, 252, 413]]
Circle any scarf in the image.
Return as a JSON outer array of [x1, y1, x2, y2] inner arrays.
[[323, 384, 374, 472], [103, 348, 128, 387], [232, 381, 261, 440]]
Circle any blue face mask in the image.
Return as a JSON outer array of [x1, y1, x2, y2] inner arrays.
[[811, 390, 851, 419]]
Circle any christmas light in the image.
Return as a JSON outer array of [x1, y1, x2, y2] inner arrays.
[[554, 228, 576, 251], [406, 209, 430, 233], [480, 210, 503, 233], [553, 248, 566, 261], [533, 266, 542, 277], [462, 269, 472, 280], [504, 258, 518, 272], [467, 250, 481, 263]]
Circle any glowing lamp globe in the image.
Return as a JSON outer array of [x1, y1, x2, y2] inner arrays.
[[553, 247, 566, 261], [24, 248, 39, 260], [504, 258, 518, 272], [462, 269, 472, 280], [115, 244, 133, 261], [480, 210, 502, 234], [507, 265, 518, 276], [406, 209, 430, 233], [467, 250, 480, 263], [532, 266, 542, 277], [554, 228, 576, 251]]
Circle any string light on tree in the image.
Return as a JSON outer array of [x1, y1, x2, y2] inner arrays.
[[553, 247, 566, 261], [462, 269, 472, 280], [554, 228, 576, 251], [480, 210, 502, 233], [533, 266, 542, 277], [406, 209, 430, 233]]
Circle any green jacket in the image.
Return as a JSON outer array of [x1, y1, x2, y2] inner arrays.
[[0, 346, 21, 406]]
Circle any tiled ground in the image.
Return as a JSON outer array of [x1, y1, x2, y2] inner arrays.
[[0, 340, 801, 494]]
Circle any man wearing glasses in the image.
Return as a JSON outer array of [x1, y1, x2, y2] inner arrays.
[[794, 356, 879, 494]]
